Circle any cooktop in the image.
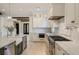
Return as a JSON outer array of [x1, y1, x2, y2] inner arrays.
[[49, 36, 71, 41]]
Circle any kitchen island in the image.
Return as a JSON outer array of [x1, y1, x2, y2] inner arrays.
[[0, 37, 16, 49], [0, 35, 27, 55], [0, 37, 16, 55]]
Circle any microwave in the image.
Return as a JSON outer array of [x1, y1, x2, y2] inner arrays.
[[39, 33, 45, 38]]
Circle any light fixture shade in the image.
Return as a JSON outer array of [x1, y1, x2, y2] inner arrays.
[[8, 16, 12, 19]]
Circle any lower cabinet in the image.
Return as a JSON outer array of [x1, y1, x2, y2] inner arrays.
[[0, 47, 4, 55], [15, 41, 23, 55], [0, 42, 16, 55], [4, 42, 16, 55], [49, 43, 55, 55], [22, 36, 27, 50], [55, 43, 69, 55]]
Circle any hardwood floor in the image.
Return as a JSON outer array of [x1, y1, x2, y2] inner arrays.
[[22, 41, 49, 55]]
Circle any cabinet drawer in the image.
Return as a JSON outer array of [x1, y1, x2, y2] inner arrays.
[[0, 47, 4, 55]]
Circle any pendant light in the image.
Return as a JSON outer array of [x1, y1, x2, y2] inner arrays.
[[8, 3, 12, 19]]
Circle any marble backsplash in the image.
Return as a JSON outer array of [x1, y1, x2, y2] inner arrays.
[[58, 22, 79, 41]]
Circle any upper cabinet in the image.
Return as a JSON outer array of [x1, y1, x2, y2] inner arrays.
[[52, 3, 65, 16], [65, 4, 75, 25], [76, 4, 79, 22], [65, 3, 79, 27]]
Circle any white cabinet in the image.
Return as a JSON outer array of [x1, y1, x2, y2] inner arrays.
[[52, 3, 65, 16], [22, 36, 27, 50], [65, 3, 79, 27], [55, 43, 69, 55], [55, 43, 63, 55], [76, 4, 79, 24], [65, 4, 75, 25]]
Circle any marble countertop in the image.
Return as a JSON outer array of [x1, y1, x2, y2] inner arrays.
[[56, 41, 79, 55], [13, 35, 27, 45], [5, 35, 23, 45], [0, 35, 27, 48], [0, 37, 16, 48]]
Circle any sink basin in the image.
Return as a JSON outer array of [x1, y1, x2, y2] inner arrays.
[[49, 36, 71, 41]]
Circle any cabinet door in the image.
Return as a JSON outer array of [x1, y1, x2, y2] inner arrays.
[[0, 47, 4, 55], [65, 4, 75, 25], [16, 44, 20, 55], [55, 44, 63, 55], [15, 42, 23, 55], [23, 36, 27, 50], [49, 44, 54, 55], [55, 43, 69, 55], [76, 4, 79, 23], [25, 36, 27, 49]]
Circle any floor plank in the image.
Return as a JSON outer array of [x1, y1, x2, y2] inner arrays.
[[22, 41, 48, 55]]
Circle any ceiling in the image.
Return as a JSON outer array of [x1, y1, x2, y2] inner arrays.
[[0, 3, 51, 17]]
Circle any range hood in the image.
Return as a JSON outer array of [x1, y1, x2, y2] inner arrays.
[[48, 16, 64, 20], [12, 17, 29, 22]]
